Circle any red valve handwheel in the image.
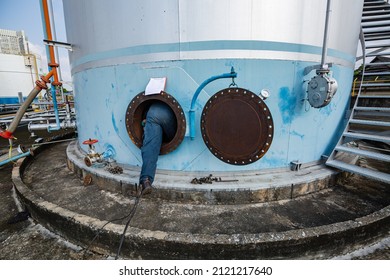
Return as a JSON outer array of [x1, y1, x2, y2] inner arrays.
[[82, 139, 98, 145]]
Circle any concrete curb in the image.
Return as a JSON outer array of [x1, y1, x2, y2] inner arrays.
[[67, 140, 339, 204]]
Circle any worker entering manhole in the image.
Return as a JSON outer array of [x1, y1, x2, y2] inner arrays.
[[125, 91, 186, 155]]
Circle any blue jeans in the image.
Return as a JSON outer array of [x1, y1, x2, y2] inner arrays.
[[140, 102, 176, 184]]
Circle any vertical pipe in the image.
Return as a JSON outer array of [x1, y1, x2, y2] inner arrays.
[[48, 0, 62, 82], [39, 0, 52, 78], [41, 0, 60, 84], [48, 86, 61, 132], [321, 0, 332, 69], [41, 0, 61, 131]]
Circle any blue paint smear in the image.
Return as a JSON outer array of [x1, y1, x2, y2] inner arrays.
[[290, 130, 304, 139], [319, 102, 334, 116], [278, 87, 297, 124], [112, 113, 119, 134]]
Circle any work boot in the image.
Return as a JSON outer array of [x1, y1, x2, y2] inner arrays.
[[140, 179, 153, 195]]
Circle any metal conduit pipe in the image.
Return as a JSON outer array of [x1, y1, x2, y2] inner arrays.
[[40, 0, 60, 85], [47, 86, 61, 132], [1, 86, 42, 139], [48, 0, 62, 82], [0, 150, 32, 167], [28, 120, 76, 131], [189, 67, 237, 139], [0, 67, 58, 140], [321, 0, 332, 70], [41, 0, 62, 131], [1, 115, 70, 124]]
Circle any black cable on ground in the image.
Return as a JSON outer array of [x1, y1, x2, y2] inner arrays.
[[83, 190, 143, 259], [115, 192, 142, 259]]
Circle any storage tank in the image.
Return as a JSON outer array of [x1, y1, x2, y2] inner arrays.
[[0, 53, 41, 104], [63, 0, 363, 174]]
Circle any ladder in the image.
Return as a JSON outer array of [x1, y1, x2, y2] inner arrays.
[[326, 0, 390, 184]]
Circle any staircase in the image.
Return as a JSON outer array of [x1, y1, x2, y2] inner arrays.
[[326, 0, 390, 184]]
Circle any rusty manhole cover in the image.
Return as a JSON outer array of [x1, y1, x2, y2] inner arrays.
[[201, 87, 273, 165]]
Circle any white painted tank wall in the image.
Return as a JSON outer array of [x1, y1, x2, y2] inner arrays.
[[0, 53, 40, 103], [66, 0, 362, 71], [63, 0, 364, 172]]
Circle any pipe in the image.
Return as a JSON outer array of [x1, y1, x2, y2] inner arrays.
[[0, 0, 62, 140], [28, 120, 76, 131], [2, 87, 41, 137], [41, 0, 60, 86], [0, 150, 32, 167], [40, 0, 62, 132], [47, 86, 61, 132], [320, 0, 332, 70], [189, 67, 237, 139], [39, 0, 51, 78], [48, 0, 62, 82], [0, 69, 56, 139]]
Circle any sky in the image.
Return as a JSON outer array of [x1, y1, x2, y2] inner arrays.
[[0, 0, 72, 89]]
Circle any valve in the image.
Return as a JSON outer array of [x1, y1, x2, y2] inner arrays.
[[82, 139, 116, 167], [82, 138, 98, 147], [82, 138, 102, 167]]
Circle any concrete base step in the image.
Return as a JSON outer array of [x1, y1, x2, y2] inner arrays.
[[11, 141, 390, 259]]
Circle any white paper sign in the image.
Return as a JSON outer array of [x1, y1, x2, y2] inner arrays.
[[145, 77, 167, 95]]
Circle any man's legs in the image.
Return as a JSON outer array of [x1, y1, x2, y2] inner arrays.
[[140, 118, 163, 184], [139, 102, 176, 185]]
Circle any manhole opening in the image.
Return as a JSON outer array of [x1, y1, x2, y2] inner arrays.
[[125, 92, 186, 155]]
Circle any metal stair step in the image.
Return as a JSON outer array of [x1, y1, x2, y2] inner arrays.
[[343, 131, 390, 143], [364, 2, 389, 7], [363, 71, 390, 75], [365, 51, 390, 57], [358, 94, 390, 98], [363, 5, 390, 13], [326, 159, 390, 184], [335, 145, 390, 162], [364, 34, 390, 40], [361, 83, 390, 87], [362, 14, 390, 21], [364, 0, 389, 4], [366, 42, 389, 49], [365, 42, 390, 48], [355, 106, 390, 111], [364, 30, 390, 35], [366, 61, 390, 66], [349, 118, 390, 126], [362, 19, 390, 26], [363, 4, 390, 11], [363, 26, 390, 33], [363, 10, 390, 17]]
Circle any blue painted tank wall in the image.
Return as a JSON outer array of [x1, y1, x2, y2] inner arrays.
[[73, 57, 352, 171]]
